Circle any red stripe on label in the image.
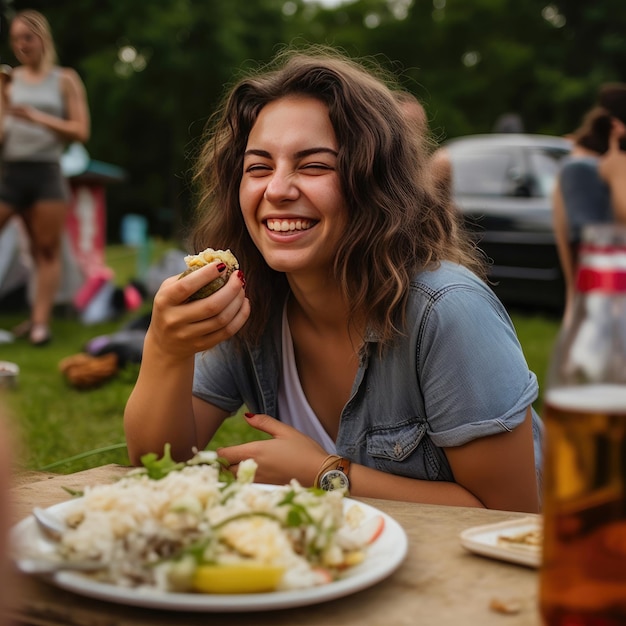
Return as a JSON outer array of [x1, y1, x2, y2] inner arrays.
[[576, 268, 626, 293]]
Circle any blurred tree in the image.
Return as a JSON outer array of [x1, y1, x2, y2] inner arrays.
[[283, 0, 625, 139], [0, 0, 624, 241]]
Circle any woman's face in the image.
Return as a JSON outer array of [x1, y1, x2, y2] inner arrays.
[[10, 19, 43, 67], [239, 95, 348, 278]]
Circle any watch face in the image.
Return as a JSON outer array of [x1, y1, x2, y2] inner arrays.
[[319, 469, 349, 492]]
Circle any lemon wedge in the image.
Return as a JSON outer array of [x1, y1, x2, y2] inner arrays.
[[192, 563, 285, 594]]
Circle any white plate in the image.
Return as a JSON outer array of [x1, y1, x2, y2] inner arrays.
[[459, 516, 542, 568], [12, 495, 408, 612]]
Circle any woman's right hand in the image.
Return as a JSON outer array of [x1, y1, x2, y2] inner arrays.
[[147, 263, 249, 361]]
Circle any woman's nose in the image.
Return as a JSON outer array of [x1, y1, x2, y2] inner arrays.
[[264, 168, 299, 202]]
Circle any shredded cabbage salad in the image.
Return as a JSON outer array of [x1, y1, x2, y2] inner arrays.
[[48, 446, 383, 593]]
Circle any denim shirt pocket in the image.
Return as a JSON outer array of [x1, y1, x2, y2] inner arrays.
[[366, 420, 452, 481]]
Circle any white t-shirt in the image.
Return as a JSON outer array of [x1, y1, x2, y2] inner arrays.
[[277, 306, 337, 454]]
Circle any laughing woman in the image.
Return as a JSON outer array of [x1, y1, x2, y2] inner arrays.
[[124, 46, 542, 513]]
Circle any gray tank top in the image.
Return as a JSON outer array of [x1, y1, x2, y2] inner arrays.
[[2, 67, 66, 162], [559, 156, 613, 243]]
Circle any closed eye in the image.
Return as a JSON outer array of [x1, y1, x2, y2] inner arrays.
[[301, 162, 334, 173], [245, 163, 273, 176]]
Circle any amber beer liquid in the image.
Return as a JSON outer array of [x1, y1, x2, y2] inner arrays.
[[540, 386, 626, 625]]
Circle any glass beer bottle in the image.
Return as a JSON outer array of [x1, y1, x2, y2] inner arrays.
[[540, 224, 626, 625]]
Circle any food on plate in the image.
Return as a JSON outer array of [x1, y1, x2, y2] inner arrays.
[[24, 446, 384, 594], [179, 248, 239, 300], [497, 526, 542, 550], [192, 563, 285, 594]]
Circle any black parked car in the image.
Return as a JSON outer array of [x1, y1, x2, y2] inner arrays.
[[445, 133, 572, 312]]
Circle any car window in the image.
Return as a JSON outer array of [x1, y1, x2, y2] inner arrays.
[[528, 148, 570, 197], [450, 150, 517, 196], [449, 143, 571, 198]]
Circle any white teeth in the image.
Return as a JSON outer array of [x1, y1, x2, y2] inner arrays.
[[267, 219, 313, 232]]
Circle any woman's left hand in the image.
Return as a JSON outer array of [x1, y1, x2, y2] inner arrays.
[[217, 413, 329, 486]]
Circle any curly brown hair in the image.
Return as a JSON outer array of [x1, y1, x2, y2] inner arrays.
[[189, 45, 485, 347]]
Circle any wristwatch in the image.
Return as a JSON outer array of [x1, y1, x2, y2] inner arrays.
[[318, 457, 351, 493]]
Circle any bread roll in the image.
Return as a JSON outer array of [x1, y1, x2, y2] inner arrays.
[[179, 248, 239, 300]]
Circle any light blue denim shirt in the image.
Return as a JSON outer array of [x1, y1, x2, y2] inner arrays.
[[194, 261, 543, 487]]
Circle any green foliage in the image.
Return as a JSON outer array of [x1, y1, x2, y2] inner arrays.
[[1, 0, 624, 229]]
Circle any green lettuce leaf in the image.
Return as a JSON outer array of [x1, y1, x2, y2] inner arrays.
[[140, 443, 185, 480]]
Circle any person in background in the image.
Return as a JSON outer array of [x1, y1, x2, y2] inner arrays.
[[125, 46, 542, 513], [552, 83, 626, 323], [394, 90, 453, 201], [0, 9, 90, 345], [492, 112, 524, 134]]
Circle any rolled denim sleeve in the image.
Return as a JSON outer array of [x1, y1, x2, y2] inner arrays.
[[415, 282, 539, 447]]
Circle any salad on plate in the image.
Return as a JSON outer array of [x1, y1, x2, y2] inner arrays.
[[16, 446, 385, 595]]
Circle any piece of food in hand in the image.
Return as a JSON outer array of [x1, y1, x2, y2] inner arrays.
[[179, 248, 239, 301]]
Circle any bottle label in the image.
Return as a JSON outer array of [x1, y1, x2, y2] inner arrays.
[[576, 244, 626, 293], [576, 267, 626, 293]]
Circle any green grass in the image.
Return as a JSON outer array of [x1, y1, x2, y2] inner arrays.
[[0, 243, 562, 474], [509, 311, 561, 409]]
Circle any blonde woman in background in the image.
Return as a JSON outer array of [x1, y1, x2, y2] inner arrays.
[[0, 9, 90, 345]]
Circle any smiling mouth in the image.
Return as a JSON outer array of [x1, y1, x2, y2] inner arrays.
[[266, 218, 316, 232]]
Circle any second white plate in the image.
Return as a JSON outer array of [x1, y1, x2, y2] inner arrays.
[[459, 516, 542, 568]]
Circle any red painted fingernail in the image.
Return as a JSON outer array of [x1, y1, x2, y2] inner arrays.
[[237, 270, 246, 287], [216, 263, 227, 272], [245, 412, 255, 419]]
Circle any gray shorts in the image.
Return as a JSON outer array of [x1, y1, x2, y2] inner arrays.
[[0, 161, 71, 210]]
